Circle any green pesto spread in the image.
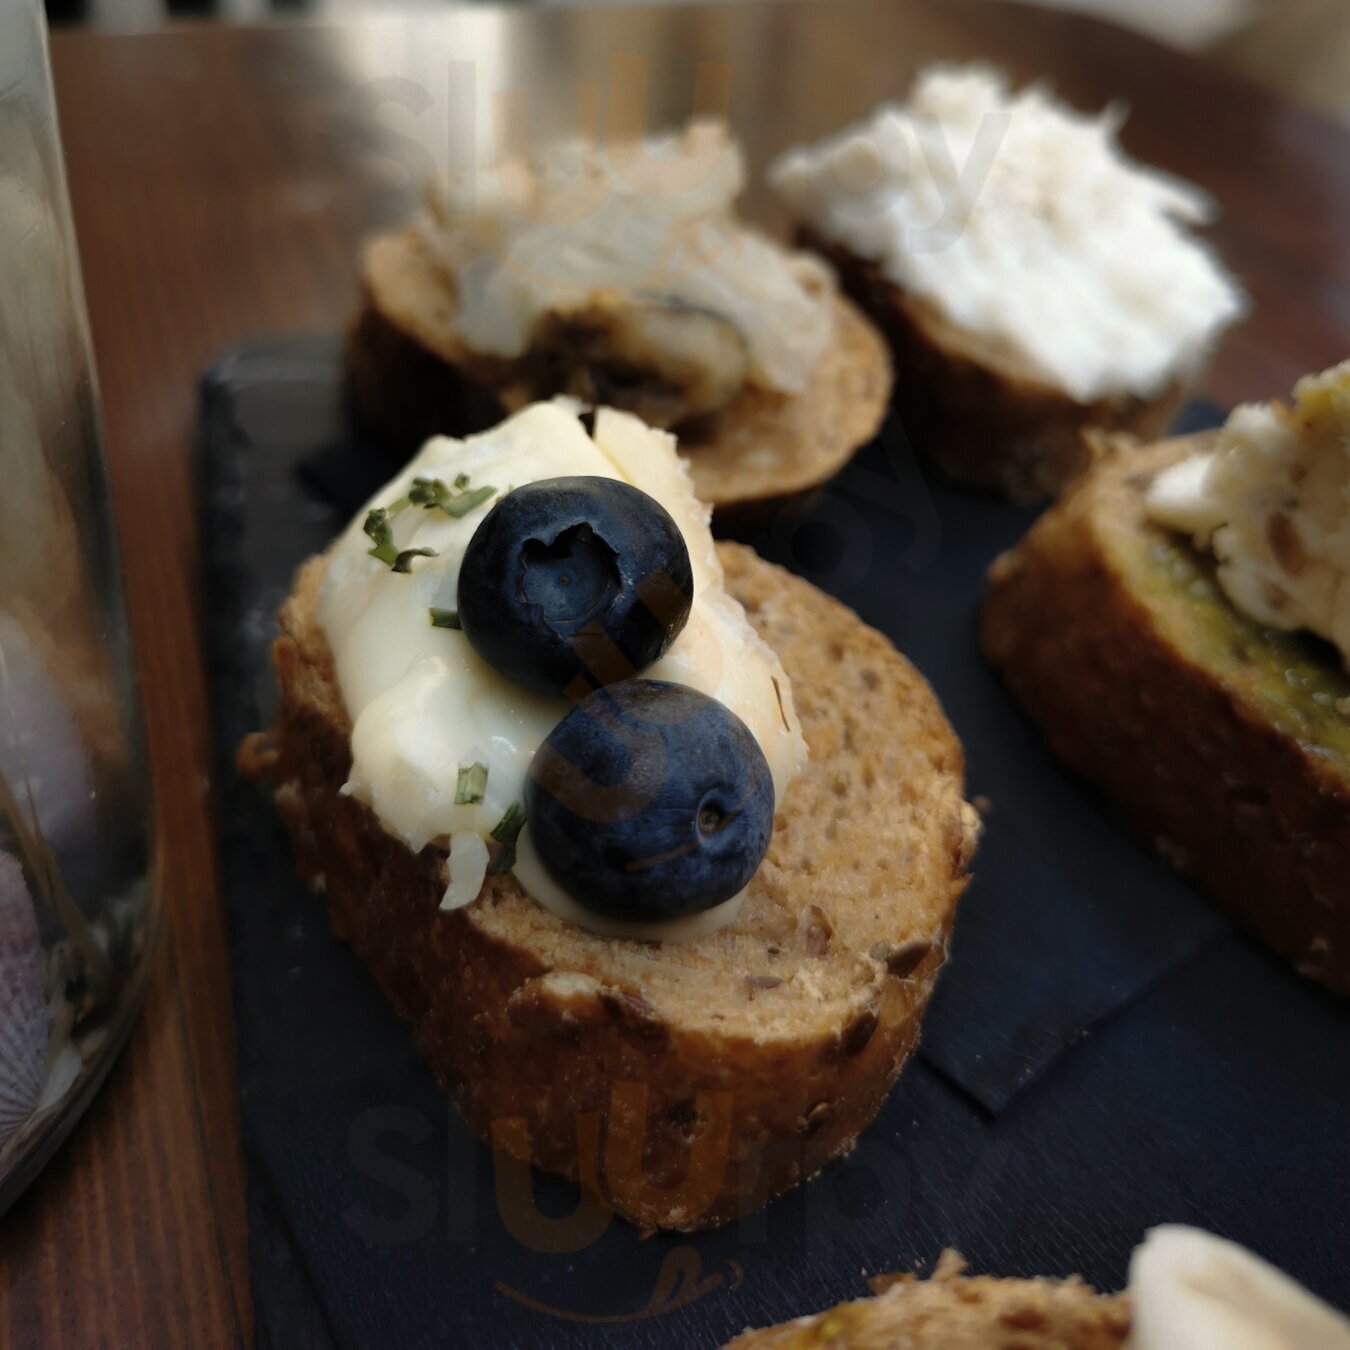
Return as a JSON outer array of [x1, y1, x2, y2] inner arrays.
[[1138, 533, 1350, 761]]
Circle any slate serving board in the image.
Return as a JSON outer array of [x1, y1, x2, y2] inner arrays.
[[201, 335, 1350, 1350]]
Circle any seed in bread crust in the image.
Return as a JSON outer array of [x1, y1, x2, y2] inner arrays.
[[805, 902, 834, 957], [798, 1100, 833, 1135], [746, 974, 785, 991], [837, 1008, 880, 1059], [870, 937, 937, 979], [599, 987, 667, 1041]]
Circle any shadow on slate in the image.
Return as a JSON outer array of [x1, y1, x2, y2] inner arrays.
[[201, 336, 1350, 1350], [748, 400, 1236, 1112]]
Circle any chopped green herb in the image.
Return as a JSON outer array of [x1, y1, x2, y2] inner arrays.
[[364, 500, 422, 568], [487, 802, 526, 875], [455, 762, 489, 805], [364, 478, 493, 570], [362, 507, 396, 565], [440, 484, 497, 518], [406, 475, 497, 519], [391, 547, 438, 574], [406, 477, 444, 508], [429, 607, 461, 629]]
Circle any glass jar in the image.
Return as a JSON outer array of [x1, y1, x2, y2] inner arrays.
[[0, 0, 160, 1213]]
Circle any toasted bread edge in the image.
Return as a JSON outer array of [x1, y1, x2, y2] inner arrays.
[[981, 435, 1350, 993], [723, 1252, 1130, 1349], [263, 542, 976, 1228], [801, 229, 1188, 503], [347, 229, 892, 518]]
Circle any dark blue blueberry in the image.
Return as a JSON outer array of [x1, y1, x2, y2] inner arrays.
[[525, 680, 775, 921], [457, 477, 694, 697]]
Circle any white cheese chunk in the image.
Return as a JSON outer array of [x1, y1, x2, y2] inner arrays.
[[769, 64, 1246, 404], [422, 121, 833, 396], [1146, 360, 1350, 671], [1128, 1226, 1350, 1350], [1143, 452, 1224, 537]]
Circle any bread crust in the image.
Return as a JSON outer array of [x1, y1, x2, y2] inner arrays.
[[263, 542, 976, 1229], [982, 434, 1350, 993], [723, 1251, 1130, 1349], [800, 230, 1187, 503], [346, 229, 892, 519]]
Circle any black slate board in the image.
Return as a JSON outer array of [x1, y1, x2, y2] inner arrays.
[[202, 336, 1350, 1349]]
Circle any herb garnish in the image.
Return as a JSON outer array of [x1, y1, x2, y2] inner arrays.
[[364, 503, 439, 571], [408, 475, 497, 518], [362, 505, 409, 567], [364, 475, 496, 570], [391, 547, 437, 573], [429, 608, 462, 629], [487, 802, 526, 875], [455, 762, 489, 805]]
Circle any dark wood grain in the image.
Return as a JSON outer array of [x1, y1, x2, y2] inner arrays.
[[1, 5, 1345, 1345]]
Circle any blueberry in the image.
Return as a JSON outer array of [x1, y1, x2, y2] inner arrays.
[[457, 477, 694, 697], [525, 680, 775, 921]]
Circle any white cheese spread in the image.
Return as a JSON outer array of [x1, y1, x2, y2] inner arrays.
[[316, 400, 807, 936], [1128, 1226, 1350, 1350], [1146, 360, 1350, 671], [768, 64, 1246, 404], [421, 120, 833, 396]]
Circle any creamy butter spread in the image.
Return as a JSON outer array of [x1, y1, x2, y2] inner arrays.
[[317, 401, 807, 937], [1127, 1226, 1350, 1350], [420, 120, 832, 395], [768, 64, 1245, 404], [1147, 361, 1350, 673]]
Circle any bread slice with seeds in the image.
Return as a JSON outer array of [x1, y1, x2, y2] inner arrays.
[[257, 541, 977, 1230], [347, 229, 892, 523], [723, 1250, 1130, 1349], [982, 434, 1350, 993]]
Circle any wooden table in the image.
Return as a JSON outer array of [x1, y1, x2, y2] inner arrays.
[[3, 2, 1347, 1344]]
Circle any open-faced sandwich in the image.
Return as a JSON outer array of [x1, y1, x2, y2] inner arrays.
[[724, 1226, 1350, 1348], [348, 122, 891, 521], [769, 65, 1247, 501], [983, 361, 1350, 993], [252, 399, 978, 1229]]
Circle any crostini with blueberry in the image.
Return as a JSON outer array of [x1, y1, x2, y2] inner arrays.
[[249, 399, 979, 1230]]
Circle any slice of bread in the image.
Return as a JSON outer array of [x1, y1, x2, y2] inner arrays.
[[724, 1250, 1130, 1349], [982, 434, 1350, 993], [801, 230, 1186, 503], [347, 229, 892, 522], [258, 541, 977, 1230]]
